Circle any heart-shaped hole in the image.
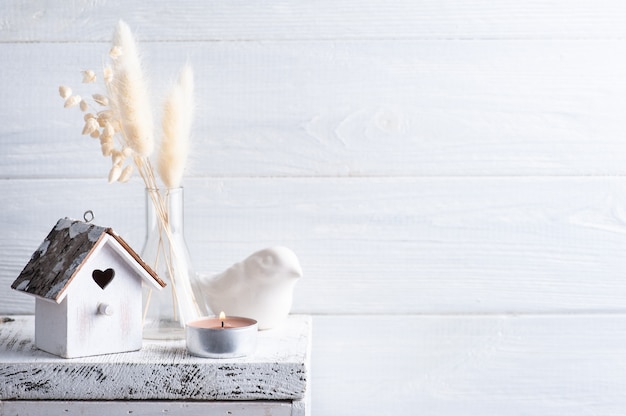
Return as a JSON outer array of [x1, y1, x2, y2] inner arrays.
[[92, 268, 115, 290]]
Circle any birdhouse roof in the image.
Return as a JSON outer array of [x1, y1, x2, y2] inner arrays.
[[11, 218, 165, 302]]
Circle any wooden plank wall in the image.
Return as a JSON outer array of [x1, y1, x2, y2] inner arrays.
[[2, 1, 626, 414]]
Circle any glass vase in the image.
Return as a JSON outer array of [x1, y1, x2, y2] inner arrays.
[[141, 187, 209, 340]]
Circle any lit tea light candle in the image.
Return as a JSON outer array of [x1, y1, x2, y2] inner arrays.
[[186, 312, 258, 358]]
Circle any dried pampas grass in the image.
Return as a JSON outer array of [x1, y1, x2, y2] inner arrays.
[[158, 65, 194, 188], [64, 95, 81, 108], [107, 20, 154, 158], [58, 20, 203, 331], [59, 86, 71, 99], [58, 20, 196, 189]]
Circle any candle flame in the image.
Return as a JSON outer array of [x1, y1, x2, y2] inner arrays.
[[219, 311, 226, 320]]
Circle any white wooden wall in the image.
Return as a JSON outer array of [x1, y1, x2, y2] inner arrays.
[[2, 1, 626, 414]]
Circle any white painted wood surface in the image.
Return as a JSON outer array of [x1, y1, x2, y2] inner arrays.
[[2, 0, 626, 40], [0, 315, 310, 401], [3, 177, 626, 315], [312, 314, 626, 415], [2, 1, 626, 415], [0, 401, 294, 416], [2, 40, 626, 177]]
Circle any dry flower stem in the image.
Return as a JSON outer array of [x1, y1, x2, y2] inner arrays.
[[58, 20, 201, 326]]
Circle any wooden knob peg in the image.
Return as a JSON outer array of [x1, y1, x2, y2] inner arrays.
[[97, 303, 114, 316]]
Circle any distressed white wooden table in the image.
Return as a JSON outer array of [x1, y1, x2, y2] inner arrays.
[[0, 315, 311, 416]]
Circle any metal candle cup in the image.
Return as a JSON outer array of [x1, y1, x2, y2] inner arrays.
[[186, 316, 258, 358]]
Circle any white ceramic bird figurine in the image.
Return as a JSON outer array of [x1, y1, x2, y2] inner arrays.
[[199, 246, 302, 330]]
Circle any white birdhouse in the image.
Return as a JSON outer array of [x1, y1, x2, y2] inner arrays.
[[11, 218, 165, 358]]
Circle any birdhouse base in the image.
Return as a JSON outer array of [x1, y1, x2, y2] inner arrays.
[[0, 315, 311, 416]]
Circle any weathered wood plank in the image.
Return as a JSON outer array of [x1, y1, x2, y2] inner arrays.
[[311, 314, 626, 416], [0, 315, 310, 401], [1, 0, 626, 41], [2, 40, 626, 178], [0, 401, 293, 416], [2, 177, 626, 315], [4, 313, 626, 415]]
